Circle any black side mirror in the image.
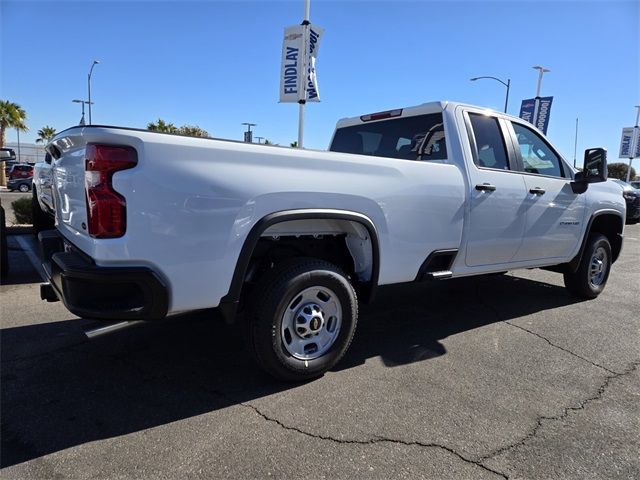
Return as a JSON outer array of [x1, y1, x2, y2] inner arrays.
[[572, 147, 607, 193], [44, 153, 52, 165]]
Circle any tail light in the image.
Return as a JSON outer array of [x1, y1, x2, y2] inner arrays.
[[84, 144, 137, 238]]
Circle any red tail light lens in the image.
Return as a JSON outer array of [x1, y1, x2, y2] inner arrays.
[[84, 144, 137, 238]]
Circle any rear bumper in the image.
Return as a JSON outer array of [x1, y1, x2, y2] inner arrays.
[[38, 230, 169, 320]]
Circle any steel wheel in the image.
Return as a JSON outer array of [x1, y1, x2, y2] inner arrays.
[[588, 246, 608, 288], [564, 233, 612, 299], [19, 184, 30, 192], [247, 258, 358, 381], [281, 286, 342, 360]]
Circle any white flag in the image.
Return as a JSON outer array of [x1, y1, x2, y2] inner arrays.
[[279, 23, 324, 103]]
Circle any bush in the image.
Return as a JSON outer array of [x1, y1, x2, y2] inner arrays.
[[11, 197, 32, 225]]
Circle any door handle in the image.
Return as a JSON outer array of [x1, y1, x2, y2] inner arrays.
[[475, 183, 496, 192], [529, 187, 546, 195]]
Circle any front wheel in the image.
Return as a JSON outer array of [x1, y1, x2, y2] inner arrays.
[[247, 258, 358, 381], [563, 233, 612, 299]]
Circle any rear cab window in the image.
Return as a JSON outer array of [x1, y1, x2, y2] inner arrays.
[[330, 113, 447, 161]]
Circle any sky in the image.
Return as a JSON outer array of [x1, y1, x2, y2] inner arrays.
[[1, 0, 639, 164]]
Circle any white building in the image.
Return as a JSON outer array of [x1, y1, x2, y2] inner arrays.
[[5, 142, 47, 164]]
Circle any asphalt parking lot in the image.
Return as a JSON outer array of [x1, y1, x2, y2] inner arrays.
[[1, 226, 639, 479]]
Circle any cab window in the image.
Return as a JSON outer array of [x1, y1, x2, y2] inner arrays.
[[330, 113, 447, 161], [511, 122, 564, 177], [468, 113, 510, 170]]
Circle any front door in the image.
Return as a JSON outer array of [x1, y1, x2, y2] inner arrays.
[[464, 110, 528, 267], [507, 121, 585, 261]]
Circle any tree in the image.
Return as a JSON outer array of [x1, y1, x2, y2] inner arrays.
[[290, 141, 298, 148], [35, 126, 57, 144], [177, 125, 209, 138], [147, 118, 178, 134], [147, 119, 209, 138], [0, 100, 28, 186], [608, 162, 637, 181], [263, 139, 273, 145]]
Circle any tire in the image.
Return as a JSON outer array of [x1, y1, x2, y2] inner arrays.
[[563, 233, 612, 299], [19, 183, 30, 192], [246, 258, 358, 381]]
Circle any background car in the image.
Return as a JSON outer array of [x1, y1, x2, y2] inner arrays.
[[611, 178, 640, 223], [7, 164, 34, 192]]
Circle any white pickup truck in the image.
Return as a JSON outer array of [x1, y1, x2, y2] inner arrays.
[[39, 101, 625, 380]]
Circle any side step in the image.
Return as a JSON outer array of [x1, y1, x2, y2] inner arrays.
[[423, 270, 453, 280], [84, 321, 144, 339]]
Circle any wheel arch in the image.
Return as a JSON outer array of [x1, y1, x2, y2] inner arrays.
[[568, 210, 624, 272], [219, 209, 380, 323]]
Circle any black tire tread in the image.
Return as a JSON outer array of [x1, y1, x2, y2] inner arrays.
[[563, 233, 611, 299], [246, 257, 358, 381]]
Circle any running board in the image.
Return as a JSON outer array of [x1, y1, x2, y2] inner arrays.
[[423, 270, 453, 280], [84, 321, 144, 339]]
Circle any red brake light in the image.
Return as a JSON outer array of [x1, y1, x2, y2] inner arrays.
[[84, 144, 137, 238], [360, 108, 403, 122]]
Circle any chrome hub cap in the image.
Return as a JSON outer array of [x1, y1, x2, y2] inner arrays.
[[281, 287, 342, 360], [589, 247, 607, 287]]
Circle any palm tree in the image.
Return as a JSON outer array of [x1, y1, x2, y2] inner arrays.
[[147, 118, 178, 134], [177, 125, 209, 138], [35, 126, 57, 144], [0, 100, 28, 186]]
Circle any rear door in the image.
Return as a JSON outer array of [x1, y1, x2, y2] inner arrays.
[[506, 121, 585, 261], [463, 109, 528, 266]]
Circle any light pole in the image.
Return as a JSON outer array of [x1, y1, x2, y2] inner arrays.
[[626, 105, 640, 182], [470, 76, 511, 113], [72, 99, 93, 126], [255, 136, 265, 144], [87, 60, 100, 124], [242, 123, 256, 143], [533, 65, 551, 97]]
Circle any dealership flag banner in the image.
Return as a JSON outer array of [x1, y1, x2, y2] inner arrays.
[[279, 24, 324, 103], [619, 127, 640, 158], [519, 98, 536, 124], [519, 96, 554, 134]]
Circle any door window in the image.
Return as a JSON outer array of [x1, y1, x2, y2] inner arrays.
[[468, 113, 510, 170], [512, 122, 564, 177]]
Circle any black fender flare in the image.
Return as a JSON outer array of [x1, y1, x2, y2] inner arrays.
[[567, 210, 624, 273], [218, 209, 380, 323]]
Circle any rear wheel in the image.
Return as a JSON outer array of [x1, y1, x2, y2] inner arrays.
[[247, 258, 358, 381], [563, 233, 611, 299], [19, 183, 30, 192]]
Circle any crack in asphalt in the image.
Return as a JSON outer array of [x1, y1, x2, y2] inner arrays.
[[503, 320, 619, 375], [235, 399, 509, 479], [476, 360, 639, 463], [472, 282, 619, 375]]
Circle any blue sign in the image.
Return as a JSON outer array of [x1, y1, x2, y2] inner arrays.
[[519, 98, 536, 124], [519, 96, 554, 135], [535, 96, 553, 135]]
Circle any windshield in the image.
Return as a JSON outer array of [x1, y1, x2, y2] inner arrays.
[[330, 113, 446, 161]]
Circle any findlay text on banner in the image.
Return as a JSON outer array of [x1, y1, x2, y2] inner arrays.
[[279, 24, 324, 103]]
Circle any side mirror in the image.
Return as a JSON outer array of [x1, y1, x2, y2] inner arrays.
[[44, 153, 52, 165], [571, 147, 607, 193]]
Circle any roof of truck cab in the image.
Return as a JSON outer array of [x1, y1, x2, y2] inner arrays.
[[333, 101, 520, 129]]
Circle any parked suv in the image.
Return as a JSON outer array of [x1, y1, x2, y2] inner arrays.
[[611, 179, 640, 223], [7, 164, 34, 192]]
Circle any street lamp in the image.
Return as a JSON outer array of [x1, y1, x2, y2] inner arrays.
[[532, 65, 550, 97], [87, 60, 100, 124], [242, 122, 256, 143], [72, 99, 93, 126], [470, 76, 511, 113]]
